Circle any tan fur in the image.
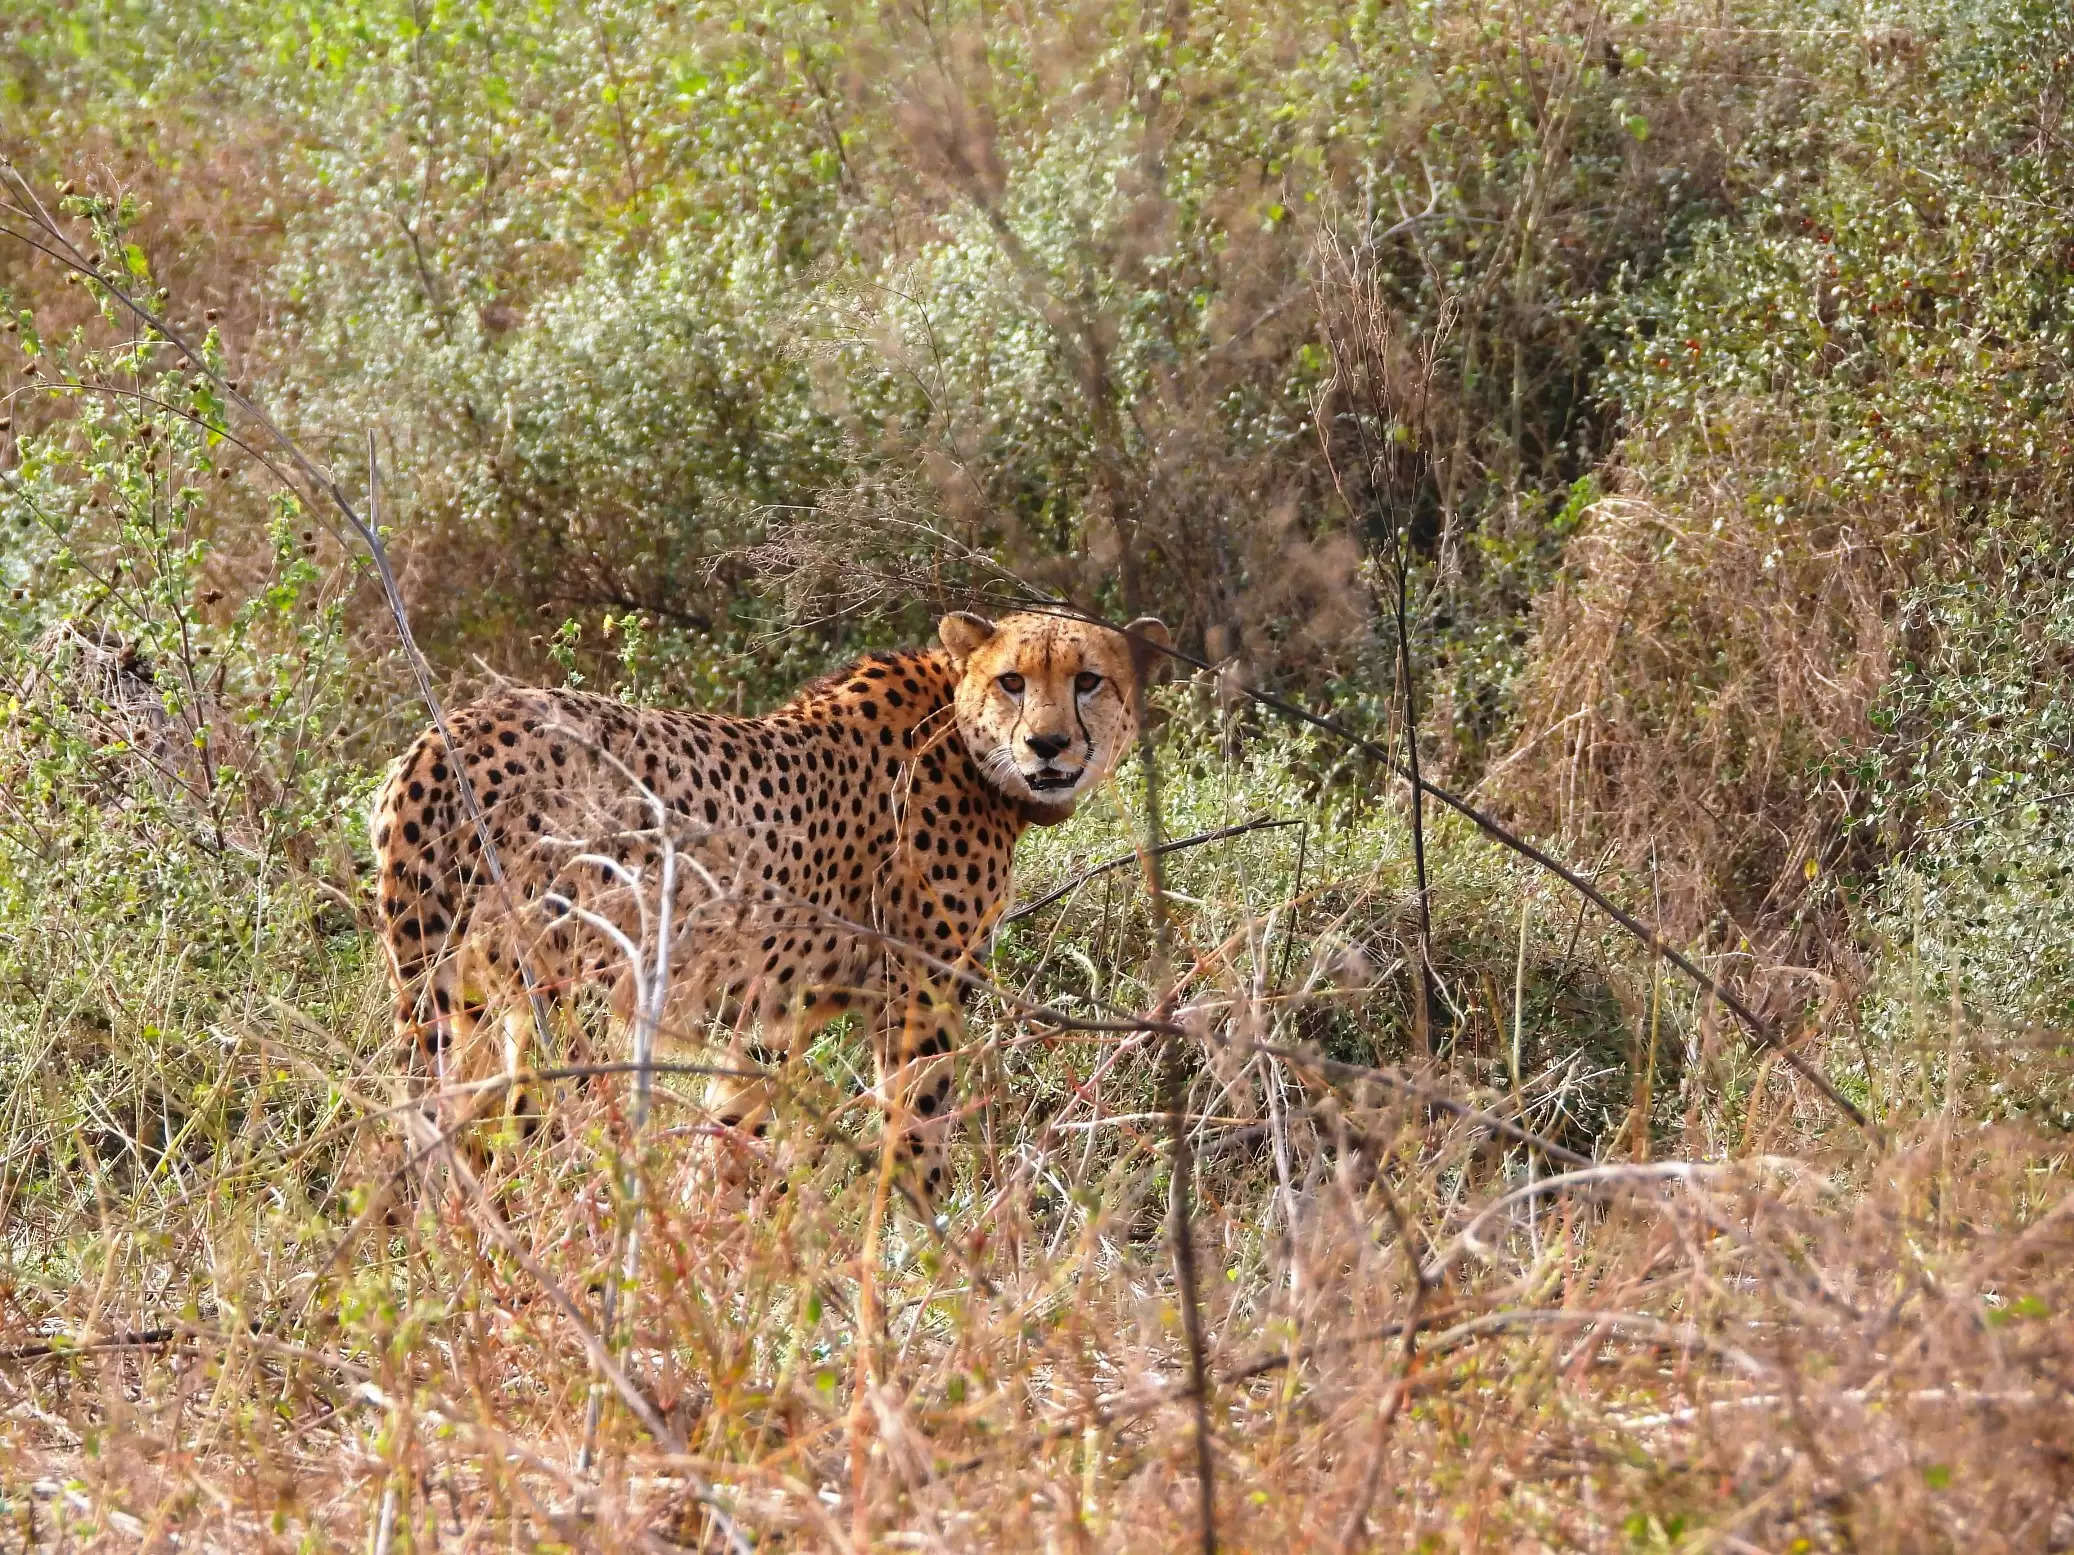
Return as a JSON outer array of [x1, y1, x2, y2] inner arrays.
[[369, 610, 1167, 1207]]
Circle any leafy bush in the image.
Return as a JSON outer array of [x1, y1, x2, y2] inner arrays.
[[1858, 526, 2074, 1126], [0, 233, 377, 1232], [10, 0, 1839, 699], [1499, 0, 2074, 960]]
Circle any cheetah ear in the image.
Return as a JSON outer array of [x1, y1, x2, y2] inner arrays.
[[1122, 616, 1173, 682], [938, 611, 998, 666]]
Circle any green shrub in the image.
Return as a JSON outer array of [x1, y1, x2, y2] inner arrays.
[[1499, 0, 2074, 958], [0, 239, 377, 1237]]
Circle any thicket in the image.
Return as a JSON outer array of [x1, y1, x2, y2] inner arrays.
[[2, 0, 2072, 1549]]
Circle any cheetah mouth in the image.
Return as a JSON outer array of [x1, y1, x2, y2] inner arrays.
[[1023, 767, 1084, 794]]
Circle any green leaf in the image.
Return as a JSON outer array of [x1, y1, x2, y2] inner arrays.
[[122, 243, 150, 278]]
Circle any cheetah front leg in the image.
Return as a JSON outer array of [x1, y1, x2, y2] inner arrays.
[[873, 978, 963, 1216], [691, 987, 789, 1210]]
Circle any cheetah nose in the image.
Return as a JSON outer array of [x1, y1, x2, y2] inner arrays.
[[1024, 731, 1071, 761]]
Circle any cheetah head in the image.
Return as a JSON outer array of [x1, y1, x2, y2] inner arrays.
[[938, 609, 1173, 819]]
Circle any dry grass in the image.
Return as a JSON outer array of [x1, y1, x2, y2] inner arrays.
[[2, 821, 2068, 1553], [1488, 479, 1901, 965]]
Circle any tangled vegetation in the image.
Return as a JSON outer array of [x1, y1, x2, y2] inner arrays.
[[1, 0, 2071, 1549]]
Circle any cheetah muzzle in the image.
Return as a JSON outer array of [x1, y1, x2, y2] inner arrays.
[[370, 609, 1171, 1214]]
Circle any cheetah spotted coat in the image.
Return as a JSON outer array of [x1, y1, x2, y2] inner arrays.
[[370, 621, 1146, 1205]]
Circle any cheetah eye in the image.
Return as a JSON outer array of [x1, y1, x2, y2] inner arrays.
[[1074, 671, 1102, 694], [997, 673, 1025, 696]]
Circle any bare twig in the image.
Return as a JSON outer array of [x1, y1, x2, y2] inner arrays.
[[1334, 1120, 1432, 1551], [1130, 666, 1220, 1555], [1002, 815, 1298, 926], [1311, 237, 1459, 1056]]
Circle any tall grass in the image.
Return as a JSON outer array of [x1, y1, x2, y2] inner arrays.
[[2, 702, 2069, 1549]]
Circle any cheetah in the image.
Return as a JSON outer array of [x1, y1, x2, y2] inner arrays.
[[370, 609, 1171, 1208]]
